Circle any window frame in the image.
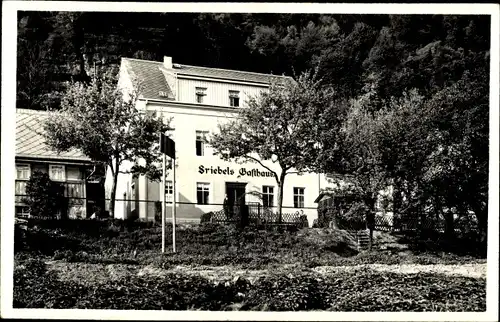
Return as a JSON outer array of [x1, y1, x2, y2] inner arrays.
[[165, 180, 174, 204], [262, 185, 274, 208], [196, 182, 210, 205], [195, 87, 207, 104], [293, 187, 305, 208], [16, 164, 31, 180], [229, 90, 240, 107], [195, 130, 209, 156], [49, 164, 66, 182]]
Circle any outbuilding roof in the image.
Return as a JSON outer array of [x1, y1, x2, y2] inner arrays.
[[16, 109, 91, 162]]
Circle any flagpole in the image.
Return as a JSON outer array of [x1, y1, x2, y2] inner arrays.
[[172, 155, 177, 253]]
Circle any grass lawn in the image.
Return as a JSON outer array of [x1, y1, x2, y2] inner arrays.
[[13, 219, 486, 311]]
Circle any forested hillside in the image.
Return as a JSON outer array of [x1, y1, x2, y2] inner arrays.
[[16, 12, 491, 241], [17, 12, 490, 110]]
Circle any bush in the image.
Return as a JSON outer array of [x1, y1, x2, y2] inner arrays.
[[23, 171, 67, 218], [200, 212, 213, 224], [15, 218, 486, 268], [297, 214, 309, 228], [336, 202, 368, 230]]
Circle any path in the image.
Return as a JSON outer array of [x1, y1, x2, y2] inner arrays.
[[44, 261, 487, 285]]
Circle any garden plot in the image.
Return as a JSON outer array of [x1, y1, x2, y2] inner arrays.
[[14, 221, 487, 311]]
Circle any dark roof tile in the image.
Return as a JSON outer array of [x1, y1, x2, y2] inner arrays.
[[122, 59, 175, 100], [16, 109, 90, 161], [175, 63, 290, 84]]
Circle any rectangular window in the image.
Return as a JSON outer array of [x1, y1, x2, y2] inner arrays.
[[66, 183, 84, 198], [262, 185, 274, 208], [15, 164, 30, 203], [196, 87, 207, 104], [16, 164, 31, 180], [49, 165, 66, 181], [66, 182, 85, 206], [16, 206, 30, 216], [293, 187, 305, 208], [15, 181, 27, 196], [229, 90, 240, 107], [165, 180, 173, 204], [196, 130, 209, 156], [196, 182, 210, 205], [15, 181, 27, 204]]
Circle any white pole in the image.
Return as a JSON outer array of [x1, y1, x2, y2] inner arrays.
[[172, 156, 177, 253], [161, 152, 166, 253]]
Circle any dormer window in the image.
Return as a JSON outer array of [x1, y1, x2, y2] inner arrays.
[[229, 90, 240, 107], [196, 87, 207, 104]]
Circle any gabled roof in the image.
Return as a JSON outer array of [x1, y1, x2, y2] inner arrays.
[[122, 58, 175, 101], [121, 57, 292, 101], [16, 109, 91, 162]]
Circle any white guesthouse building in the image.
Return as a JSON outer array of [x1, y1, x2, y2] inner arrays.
[[108, 56, 336, 225]]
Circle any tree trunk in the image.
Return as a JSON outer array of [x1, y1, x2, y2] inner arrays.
[[443, 210, 455, 240], [471, 201, 487, 245], [392, 179, 402, 231], [365, 195, 376, 251], [109, 157, 120, 219], [109, 171, 118, 219], [277, 173, 286, 224]]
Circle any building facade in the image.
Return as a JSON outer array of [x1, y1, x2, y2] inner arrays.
[[15, 109, 105, 218], [111, 56, 335, 225]]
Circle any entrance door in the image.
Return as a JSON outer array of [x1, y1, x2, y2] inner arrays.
[[225, 182, 247, 207], [86, 181, 105, 218]]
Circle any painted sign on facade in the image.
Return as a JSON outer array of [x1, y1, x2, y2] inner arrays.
[[198, 165, 274, 177]]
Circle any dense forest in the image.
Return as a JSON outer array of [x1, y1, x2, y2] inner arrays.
[[17, 12, 490, 110]]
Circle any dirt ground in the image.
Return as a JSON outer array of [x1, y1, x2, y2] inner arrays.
[[44, 260, 487, 286]]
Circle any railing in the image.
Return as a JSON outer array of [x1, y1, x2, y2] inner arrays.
[[316, 206, 457, 234], [205, 204, 308, 228]]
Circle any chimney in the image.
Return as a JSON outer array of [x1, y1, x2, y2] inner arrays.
[[163, 56, 173, 69]]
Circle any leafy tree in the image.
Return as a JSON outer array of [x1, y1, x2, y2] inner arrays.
[[367, 71, 488, 242], [333, 94, 388, 248], [23, 171, 66, 218], [421, 68, 489, 241], [44, 69, 171, 218], [210, 70, 343, 219]]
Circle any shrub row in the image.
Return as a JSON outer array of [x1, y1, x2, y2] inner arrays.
[[15, 222, 485, 268], [14, 258, 486, 311]]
